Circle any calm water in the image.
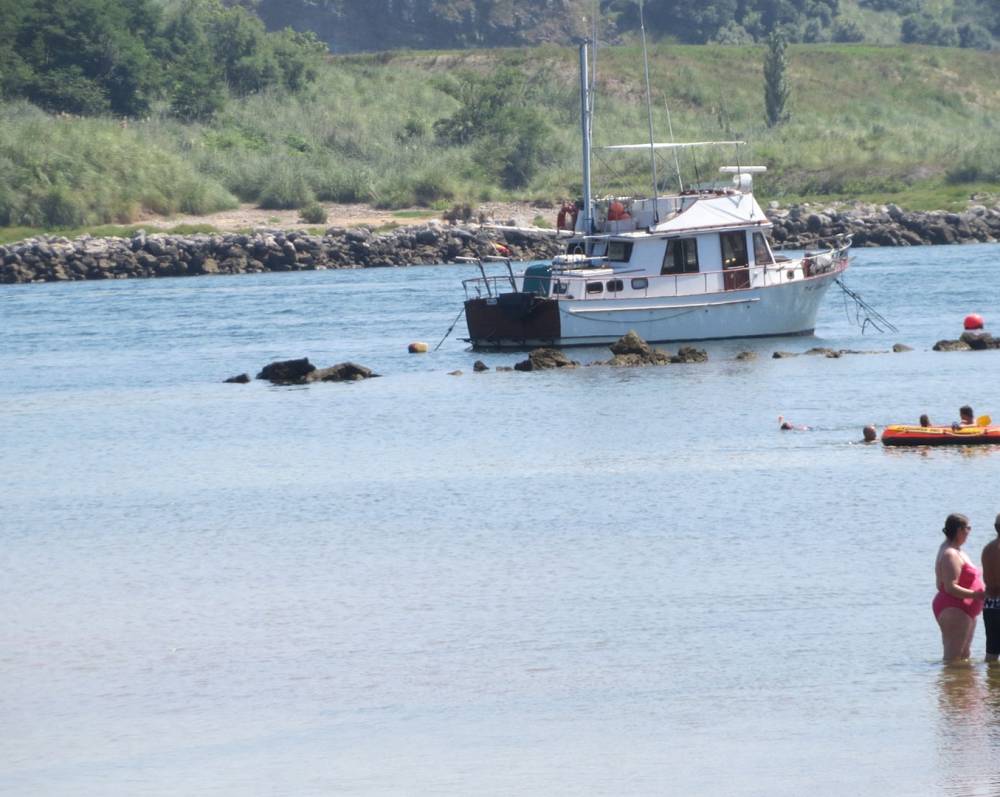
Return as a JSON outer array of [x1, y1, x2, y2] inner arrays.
[[3, 244, 1000, 796]]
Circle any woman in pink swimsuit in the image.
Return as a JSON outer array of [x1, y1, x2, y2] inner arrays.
[[934, 513, 986, 662]]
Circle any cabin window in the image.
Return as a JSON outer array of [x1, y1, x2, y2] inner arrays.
[[661, 238, 699, 274], [606, 241, 633, 262], [553, 281, 569, 294], [606, 279, 624, 292], [753, 232, 774, 265], [631, 277, 648, 290], [586, 281, 604, 294], [720, 231, 749, 270]]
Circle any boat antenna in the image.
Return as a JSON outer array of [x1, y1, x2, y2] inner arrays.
[[665, 100, 682, 192], [579, 39, 594, 235], [639, 0, 660, 223]]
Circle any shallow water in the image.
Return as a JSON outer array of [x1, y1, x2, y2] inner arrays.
[[3, 244, 1000, 795]]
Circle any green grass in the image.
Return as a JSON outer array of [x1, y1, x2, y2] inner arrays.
[[392, 209, 438, 218], [2, 43, 1000, 234]]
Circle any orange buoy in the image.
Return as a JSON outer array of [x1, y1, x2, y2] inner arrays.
[[408, 342, 429, 353], [964, 313, 984, 330]]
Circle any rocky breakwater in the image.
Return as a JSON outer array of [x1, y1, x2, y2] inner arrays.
[[0, 224, 566, 285], [769, 202, 1000, 248]]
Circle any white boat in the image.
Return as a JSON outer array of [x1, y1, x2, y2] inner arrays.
[[462, 41, 849, 349]]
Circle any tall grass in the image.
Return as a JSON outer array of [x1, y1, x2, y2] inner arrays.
[[0, 102, 237, 227], [3, 43, 1000, 229]]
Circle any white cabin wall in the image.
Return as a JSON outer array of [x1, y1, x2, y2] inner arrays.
[[696, 234, 725, 292], [630, 239, 667, 275]]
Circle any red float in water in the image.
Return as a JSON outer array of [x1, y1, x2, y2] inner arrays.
[[965, 313, 984, 330]]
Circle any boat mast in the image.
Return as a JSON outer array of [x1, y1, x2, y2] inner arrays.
[[579, 40, 593, 235], [639, 0, 660, 224]]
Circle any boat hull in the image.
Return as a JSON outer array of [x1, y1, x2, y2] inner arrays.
[[881, 425, 1000, 446], [465, 268, 841, 349]]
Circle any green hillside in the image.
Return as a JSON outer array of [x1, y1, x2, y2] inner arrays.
[[2, 43, 1000, 232], [246, 0, 998, 51]]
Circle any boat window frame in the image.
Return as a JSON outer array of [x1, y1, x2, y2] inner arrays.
[[606, 241, 633, 262], [753, 232, 775, 265], [661, 237, 700, 275], [606, 279, 624, 293], [630, 277, 649, 290], [586, 281, 604, 294]]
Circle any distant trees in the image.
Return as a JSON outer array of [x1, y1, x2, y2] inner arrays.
[[0, 0, 327, 119], [432, 67, 564, 189], [764, 31, 790, 128], [604, 0, 995, 48]]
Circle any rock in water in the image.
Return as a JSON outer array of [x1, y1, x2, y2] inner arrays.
[[671, 346, 708, 364], [606, 331, 670, 366], [514, 348, 578, 371], [307, 362, 378, 382], [256, 357, 316, 383], [224, 373, 250, 383]]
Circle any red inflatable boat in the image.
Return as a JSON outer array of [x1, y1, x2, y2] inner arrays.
[[881, 424, 1000, 446]]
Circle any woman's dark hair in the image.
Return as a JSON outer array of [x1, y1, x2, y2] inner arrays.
[[943, 513, 970, 540]]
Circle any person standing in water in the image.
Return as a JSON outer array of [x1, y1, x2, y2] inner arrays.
[[933, 513, 986, 662], [981, 513, 1000, 663]]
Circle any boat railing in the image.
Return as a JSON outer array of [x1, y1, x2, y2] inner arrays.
[[461, 237, 850, 301]]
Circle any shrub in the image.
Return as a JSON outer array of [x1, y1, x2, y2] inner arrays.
[[832, 20, 865, 43], [39, 185, 88, 227], [299, 202, 328, 224], [257, 169, 314, 209]]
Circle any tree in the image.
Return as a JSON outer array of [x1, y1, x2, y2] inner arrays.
[[13, 0, 161, 115], [764, 31, 790, 128]]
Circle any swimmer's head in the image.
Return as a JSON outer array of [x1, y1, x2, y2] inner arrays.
[[862, 425, 877, 442]]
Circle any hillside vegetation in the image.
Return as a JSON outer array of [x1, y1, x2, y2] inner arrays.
[[2, 44, 1000, 230], [247, 0, 998, 51]]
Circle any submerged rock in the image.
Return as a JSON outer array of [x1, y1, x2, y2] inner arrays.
[[735, 351, 757, 361], [805, 347, 840, 358], [224, 373, 250, 383], [892, 343, 913, 352], [473, 360, 489, 372], [933, 339, 973, 352], [307, 362, 378, 382]]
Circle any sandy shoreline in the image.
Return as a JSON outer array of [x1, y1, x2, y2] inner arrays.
[[137, 201, 551, 232]]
